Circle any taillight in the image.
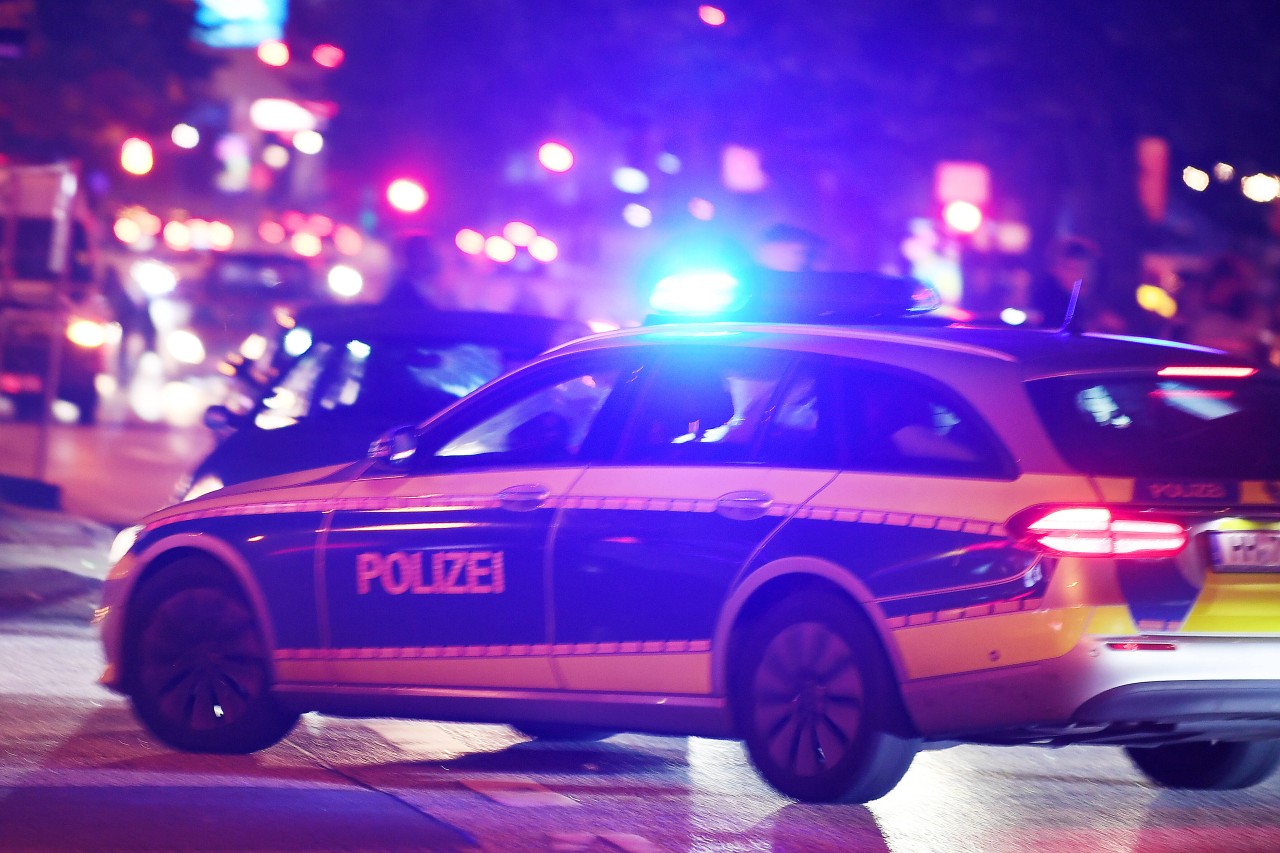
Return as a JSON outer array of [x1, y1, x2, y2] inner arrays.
[[1012, 506, 1187, 558]]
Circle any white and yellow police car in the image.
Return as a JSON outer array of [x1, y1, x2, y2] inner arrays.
[[97, 271, 1280, 803]]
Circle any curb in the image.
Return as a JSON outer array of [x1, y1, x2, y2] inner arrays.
[[0, 474, 61, 511]]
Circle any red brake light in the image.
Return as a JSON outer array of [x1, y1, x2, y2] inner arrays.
[[1014, 506, 1187, 558], [1157, 366, 1257, 378]]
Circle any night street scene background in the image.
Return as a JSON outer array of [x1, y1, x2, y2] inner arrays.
[[5, 2, 1280, 851]]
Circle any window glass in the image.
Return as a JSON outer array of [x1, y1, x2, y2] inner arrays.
[[619, 347, 790, 464], [431, 355, 626, 467], [840, 365, 1010, 478], [758, 362, 838, 468], [255, 339, 506, 429], [1027, 374, 1280, 478]]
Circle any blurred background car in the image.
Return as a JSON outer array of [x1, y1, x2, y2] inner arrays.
[[178, 304, 591, 500]]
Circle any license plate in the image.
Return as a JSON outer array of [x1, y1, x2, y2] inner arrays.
[[1209, 530, 1280, 572]]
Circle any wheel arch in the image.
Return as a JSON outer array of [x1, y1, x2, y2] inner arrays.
[[119, 532, 281, 687], [712, 556, 910, 704]]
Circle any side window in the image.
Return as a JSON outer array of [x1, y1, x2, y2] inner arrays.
[[428, 355, 628, 468], [618, 347, 790, 464], [841, 366, 1012, 478], [758, 361, 839, 469]]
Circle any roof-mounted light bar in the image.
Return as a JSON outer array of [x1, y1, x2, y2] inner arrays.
[[646, 268, 941, 325], [1157, 366, 1258, 378]]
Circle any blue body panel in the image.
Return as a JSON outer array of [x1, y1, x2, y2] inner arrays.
[[748, 517, 1044, 617], [321, 506, 554, 648], [137, 514, 324, 649], [551, 508, 781, 643]]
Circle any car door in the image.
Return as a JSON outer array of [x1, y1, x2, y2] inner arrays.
[[320, 350, 634, 691], [550, 345, 837, 694]]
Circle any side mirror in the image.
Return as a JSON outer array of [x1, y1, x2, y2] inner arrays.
[[368, 425, 420, 467], [203, 404, 238, 431]]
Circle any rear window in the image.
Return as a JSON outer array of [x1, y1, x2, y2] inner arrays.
[[1027, 374, 1280, 478]]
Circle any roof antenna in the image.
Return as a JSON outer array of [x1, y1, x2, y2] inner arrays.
[[1059, 278, 1084, 335]]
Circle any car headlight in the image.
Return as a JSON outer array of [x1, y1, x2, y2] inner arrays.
[[66, 318, 110, 349], [183, 473, 224, 501], [108, 524, 143, 565]]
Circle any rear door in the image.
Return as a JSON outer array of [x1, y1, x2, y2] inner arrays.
[[550, 345, 835, 694]]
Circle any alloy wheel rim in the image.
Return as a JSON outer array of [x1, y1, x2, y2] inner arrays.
[[753, 620, 864, 777], [138, 588, 266, 731]]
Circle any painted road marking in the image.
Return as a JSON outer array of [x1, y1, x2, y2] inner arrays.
[[460, 778, 577, 807]]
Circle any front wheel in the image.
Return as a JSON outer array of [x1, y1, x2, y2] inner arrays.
[[732, 589, 919, 803], [1125, 740, 1280, 790], [126, 558, 298, 754]]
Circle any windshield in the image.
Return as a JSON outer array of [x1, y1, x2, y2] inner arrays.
[[255, 339, 509, 429], [1027, 373, 1280, 478]]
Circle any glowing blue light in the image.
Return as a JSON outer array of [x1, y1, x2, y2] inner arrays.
[[649, 270, 741, 315], [283, 327, 313, 357]]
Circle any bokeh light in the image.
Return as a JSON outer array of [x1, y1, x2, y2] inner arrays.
[[538, 141, 574, 172]]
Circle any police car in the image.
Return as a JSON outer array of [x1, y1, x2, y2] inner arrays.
[[97, 270, 1280, 804]]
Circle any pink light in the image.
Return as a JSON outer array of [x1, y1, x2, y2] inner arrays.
[[291, 232, 322, 257], [1157, 365, 1257, 378], [386, 178, 428, 213], [698, 5, 726, 26], [942, 200, 983, 234], [455, 228, 485, 255], [312, 44, 344, 68], [209, 221, 235, 251], [538, 142, 574, 173], [688, 197, 715, 221], [333, 225, 364, 256], [528, 235, 558, 263], [484, 236, 516, 263], [113, 217, 141, 245], [120, 137, 154, 176], [258, 40, 290, 67], [503, 221, 537, 247], [139, 212, 162, 236], [259, 221, 286, 244], [162, 221, 191, 251], [307, 214, 334, 237]]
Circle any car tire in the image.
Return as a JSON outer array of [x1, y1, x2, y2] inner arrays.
[[1125, 740, 1280, 790], [126, 557, 299, 754], [511, 723, 615, 742], [731, 588, 919, 803]]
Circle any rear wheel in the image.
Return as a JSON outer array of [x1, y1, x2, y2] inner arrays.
[[126, 558, 298, 754], [1125, 740, 1280, 790], [732, 589, 919, 803]]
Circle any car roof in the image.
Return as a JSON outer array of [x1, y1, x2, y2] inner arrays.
[[293, 305, 593, 352], [553, 321, 1258, 382]]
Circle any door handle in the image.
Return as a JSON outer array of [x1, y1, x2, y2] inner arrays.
[[498, 484, 551, 511], [716, 490, 773, 521]]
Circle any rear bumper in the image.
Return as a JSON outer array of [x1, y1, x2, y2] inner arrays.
[[902, 634, 1280, 743]]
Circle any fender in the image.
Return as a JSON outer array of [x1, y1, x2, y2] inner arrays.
[[711, 554, 907, 696], [104, 531, 284, 685]]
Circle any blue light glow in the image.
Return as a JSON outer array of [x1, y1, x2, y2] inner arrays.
[[649, 270, 741, 315]]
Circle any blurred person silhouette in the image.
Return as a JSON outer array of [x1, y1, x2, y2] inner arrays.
[[381, 232, 454, 309], [1185, 255, 1270, 361], [102, 265, 156, 380], [1028, 237, 1125, 332], [756, 223, 828, 272]]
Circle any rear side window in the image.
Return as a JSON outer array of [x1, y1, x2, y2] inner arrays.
[[760, 357, 1012, 477], [1028, 374, 1280, 478]]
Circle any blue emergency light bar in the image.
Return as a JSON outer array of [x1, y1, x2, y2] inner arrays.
[[647, 267, 941, 325]]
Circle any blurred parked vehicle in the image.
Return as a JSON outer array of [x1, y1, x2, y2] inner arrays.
[[178, 303, 590, 500], [0, 163, 112, 425]]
